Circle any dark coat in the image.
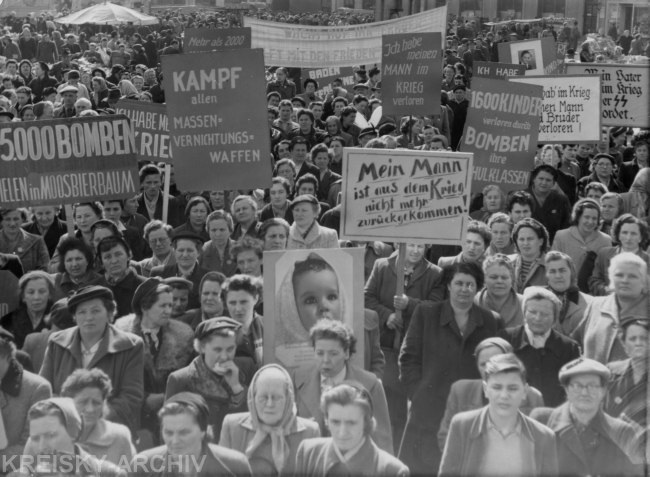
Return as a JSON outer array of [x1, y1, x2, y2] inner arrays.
[[398, 300, 503, 473], [439, 407, 558, 477], [618, 159, 640, 191], [529, 188, 571, 243], [0, 228, 50, 273], [199, 239, 238, 277], [1, 306, 50, 349], [499, 325, 581, 407], [95, 270, 146, 318], [22, 217, 67, 258], [150, 263, 209, 310], [259, 204, 293, 224], [531, 403, 642, 477], [295, 161, 320, 181], [136, 192, 183, 228], [316, 169, 341, 202], [577, 172, 624, 195]]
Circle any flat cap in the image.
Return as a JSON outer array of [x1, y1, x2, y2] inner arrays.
[[68, 285, 114, 314], [195, 317, 241, 341], [358, 126, 377, 139], [289, 194, 319, 210], [592, 153, 615, 164], [619, 315, 649, 331], [559, 357, 611, 385], [132, 277, 165, 315], [59, 85, 78, 94], [163, 277, 194, 291]]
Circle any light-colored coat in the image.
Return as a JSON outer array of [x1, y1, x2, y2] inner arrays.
[[0, 228, 49, 272], [287, 222, 339, 250], [551, 226, 612, 276]]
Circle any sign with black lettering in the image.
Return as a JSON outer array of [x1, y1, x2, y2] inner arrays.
[[382, 32, 442, 116], [461, 77, 543, 193], [162, 49, 272, 191], [184, 27, 252, 53], [474, 61, 526, 79], [340, 149, 473, 245], [115, 100, 172, 163], [0, 116, 139, 207], [565, 63, 649, 128]]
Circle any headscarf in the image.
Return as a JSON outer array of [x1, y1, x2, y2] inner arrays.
[[245, 364, 297, 473]]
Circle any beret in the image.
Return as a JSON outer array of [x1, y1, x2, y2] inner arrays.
[[59, 85, 78, 94], [172, 231, 205, 244], [195, 317, 241, 341], [377, 122, 396, 136], [164, 392, 210, 430], [37, 61, 49, 72], [358, 126, 377, 139], [609, 126, 628, 137], [163, 277, 194, 290], [49, 298, 75, 330], [619, 316, 649, 331], [289, 194, 319, 211], [68, 285, 114, 314], [131, 277, 165, 315], [291, 96, 306, 106], [559, 357, 611, 385]]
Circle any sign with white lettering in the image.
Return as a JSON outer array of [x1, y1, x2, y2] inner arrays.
[[509, 75, 601, 143], [340, 149, 473, 245], [0, 116, 139, 207], [115, 100, 172, 163], [461, 77, 543, 193], [162, 49, 272, 191], [184, 27, 252, 53], [473, 61, 526, 79], [565, 63, 649, 128], [301, 66, 355, 99], [382, 32, 442, 117]]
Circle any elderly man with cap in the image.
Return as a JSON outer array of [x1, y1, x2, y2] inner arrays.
[[39, 285, 144, 432], [114, 277, 194, 443], [27, 61, 57, 103], [531, 357, 643, 476], [17, 397, 124, 477], [54, 85, 78, 118], [358, 126, 377, 148], [132, 392, 252, 477], [287, 195, 339, 250], [165, 317, 256, 438]]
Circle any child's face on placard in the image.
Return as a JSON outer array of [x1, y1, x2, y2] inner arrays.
[[294, 269, 341, 331]]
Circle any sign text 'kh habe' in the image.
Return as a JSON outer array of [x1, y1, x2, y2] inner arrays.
[[115, 99, 172, 163]]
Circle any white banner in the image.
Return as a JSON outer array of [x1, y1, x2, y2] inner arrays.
[[243, 6, 447, 68]]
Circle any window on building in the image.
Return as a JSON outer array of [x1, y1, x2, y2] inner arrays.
[[497, 0, 523, 20], [460, 0, 480, 17], [362, 0, 375, 9], [344, 0, 355, 8], [538, 0, 566, 18]]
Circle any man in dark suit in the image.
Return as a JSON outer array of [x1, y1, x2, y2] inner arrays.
[[136, 164, 183, 228], [290, 136, 319, 180]]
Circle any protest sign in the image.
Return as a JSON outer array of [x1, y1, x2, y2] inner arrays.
[[461, 77, 543, 193], [382, 32, 442, 117], [263, 248, 364, 371], [301, 66, 355, 98], [0, 271, 19, 318], [565, 63, 649, 128], [184, 27, 252, 53], [474, 61, 526, 79], [162, 49, 272, 191], [115, 100, 172, 163], [509, 75, 601, 143], [498, 37, 561, 75], [340, 149, 473, 245], [0, 116, 139, 208], [244, 6, 447, 68]]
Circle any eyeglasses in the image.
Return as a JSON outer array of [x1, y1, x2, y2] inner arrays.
[[149, 237, 170, 245], [567, 382, 602, 393]]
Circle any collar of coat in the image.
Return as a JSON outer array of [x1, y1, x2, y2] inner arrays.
[[510, 325, 568, 358], [468, 406, 537, 443], [50, 324, 140, 357]]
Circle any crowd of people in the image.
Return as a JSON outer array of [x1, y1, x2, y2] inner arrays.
[[0, 5, 649, 477]]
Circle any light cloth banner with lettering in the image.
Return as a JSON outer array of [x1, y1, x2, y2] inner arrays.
[[162, 49, 272, 191], [340, 149, 473, 245], [473, 61, 525, 79], [115, 99, 172, 163], [243, 6, 446, 68], [301, 66, 355, 98], [382, 32, 442, 117], [509, 75, 601, 143], [565, 63, 649, 128], [498, 37, 561, 75], [461, 77, 543, 193], [0, 115, 139, 207], [184, 27, 252, 53]]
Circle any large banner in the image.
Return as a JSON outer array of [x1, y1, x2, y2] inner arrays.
[[184, 27, 252, 53], [461, 78, 543, 193], [565, 63, 650, 128], [509, 75, 601, 143], [382, 32, 442, 117], [162, 49, 272, 191], [243, 6, 447, 68], [115, 100, 172, 163], [498, 37, 561, 75], [340, 149, 473, 245], [263, 248, 364, 371], [473, 61, 526, 79], [0, 116, 139, 207]]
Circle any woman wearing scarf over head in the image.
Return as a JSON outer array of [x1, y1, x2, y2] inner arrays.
[[219, 364, 320, 475]]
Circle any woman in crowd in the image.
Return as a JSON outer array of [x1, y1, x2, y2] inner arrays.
[[475, 254, 523, 328], [174, 196, 211, 243], [49, 202, 103, 273], [178, 272, 227, 330], [220, 364, 321, 475], [324, 116, 354, 147], [292, 319, 393, 454], [486, 213, 516, 255], [39, 285, 144, 431], [398, 262, 503, 474], [312, 144, 341, 202], [60, 368, 134, 464], [510, 218, 550, 293], [260, 218, 290, 251], [396, 116, 424, 149], [260, 177, 294, 224], [132, 392, 252, 477], [584, 182, 608, 201], [231, 195, 260, 241], [0, 208, 49, 273], [273, 159, 297, 195], [295, 383, 409, 476], [537, 144, 577, 203], [165, 317, 256, 438], [200, 210, 238, 277], [1, 271, 54, 348], [600, 192, 624, 237], [287, 195, 339, 249], [469, 185, 505, 223], [0, 329, 51, 463], [437, 337, 544, 450], [90, 76, 109, 109], [232, 237, 264, 278], [580, 253, 650, 363], [18, 60, 33, 85], [208, 190, 231, 213], [544, 251, 591, 338], [552, 198, 612, 275], [19, 104, 35, 121], [328, 136, 346, 176], [578, 153, 624, 195], [527, 165, 571, 243], [588, 214, 650, 296], [52, 238, 101, 301]]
